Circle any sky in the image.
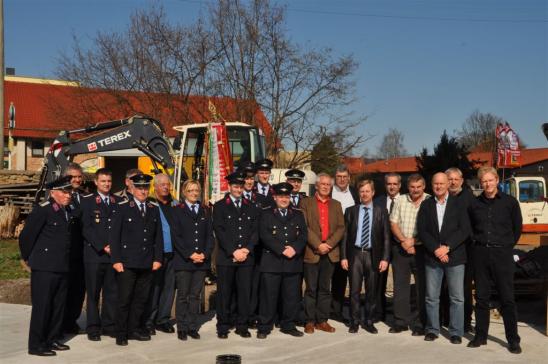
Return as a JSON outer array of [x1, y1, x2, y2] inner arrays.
[[4, 0, 548, 156]]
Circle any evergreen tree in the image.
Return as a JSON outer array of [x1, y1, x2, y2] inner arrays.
[[310, 135, 340, 175]]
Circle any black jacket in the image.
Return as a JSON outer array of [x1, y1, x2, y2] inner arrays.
[[171, 203, 214, 271], [110, 199, 164, 269], [253, 183, 275, 208], [19, 199, 79, 272], [213, 194, 259, 267], [417, 194, 470, 266], [341, 202, 391, 266], [259, 206, 307, 273], [81, 193, 123, 263]]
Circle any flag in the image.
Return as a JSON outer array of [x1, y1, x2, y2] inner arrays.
[[496, 122, 522, 167]]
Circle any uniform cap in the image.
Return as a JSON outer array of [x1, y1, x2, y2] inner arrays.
[[254, 158, 274, 171], [130, 174, 153, 187], [285, 168, 305, 180], [273, 182, 293, 196], [46, 175, 73, 191], [238, 161, 256, 176], [225, 171, 246, 185]]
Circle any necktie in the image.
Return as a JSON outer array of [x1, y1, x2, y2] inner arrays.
[[292, 195, 298, 206], [389, 197, 395, 214], [191, 204, 197, 215], [235, 199, 241, 209], [140, 203, 146, 217], [280, 208, 287, 217], [262, 185, 267, 196], [245, 192, 251, 200], [361, 206, 370, 248], [104, 197, 109, 206], [72, 192, 79, 204], [62, 207, 69, 221]]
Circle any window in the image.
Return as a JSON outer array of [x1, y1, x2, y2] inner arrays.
[[31, 141, 45, 157], [518, 180, 545, 203]]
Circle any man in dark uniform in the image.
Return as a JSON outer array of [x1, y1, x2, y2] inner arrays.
[[110, 174, 164, 346], [467, 167, 523, 354], [62, 163, 86, 335], [240, 161, 259, 207], [253, 158, 275, 209], [114, 168, 142, 200], [19, 176, 75, 356], [213, 171, 259, 339], [257, 182, 308, 339], [286, 168, 307, 208], [81, 168, 122, 341]]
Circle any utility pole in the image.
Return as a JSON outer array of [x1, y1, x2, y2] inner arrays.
[[0, 0, 5, 170]]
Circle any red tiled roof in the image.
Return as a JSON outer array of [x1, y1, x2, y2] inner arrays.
[[3, 79, 272, 140], [349, 148, 548, 174]]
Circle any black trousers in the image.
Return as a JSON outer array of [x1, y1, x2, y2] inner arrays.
[[374, 269, 388, 320], [249, 264, 262, 323], [331, 263, 348, 317], [473, 246, 520, 343], [145, 253, 176, 327], [216, 265, 253, 334], [115, 268, 153, 337], [304, 255, 335, 323], [349, 250, 378, 324], [175, 270, 206, 332], [63, 260, 85, 330], [258, 272, 301, 333], [464, 246, 474, 329], [391, 245, 426, 329], [84, 262, 118, 334], [29, 270, 68, 351]]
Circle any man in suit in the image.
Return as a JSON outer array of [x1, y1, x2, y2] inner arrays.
[[110, 174, 164, 346], [446, 167, 475, 333], [372, 172, 401, 322], [286, 168, 307, 208], [144, 173, 178, 335], [19, 176, 75, 356], [213, 171, 259, 339], [330, 165, 359, 322], [253, 159, 275, 208], [340, 179, 390, 334], [417, 172, 470, 344], [61, 162, 86, 335], [390, 173, 430, 335], [257, 182, 308, 339], [81, 168, 122, 341], [240, 161, 260, 207], [300, 173, 345, 334], [467, 167, 523, 354]]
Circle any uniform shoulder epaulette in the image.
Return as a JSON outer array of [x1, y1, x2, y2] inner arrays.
[[148, 201, 159, 207], [39, 201, 50, 207], [261, 206, 271, 210], [82, 193, 94, 198], [118, 200, 129, 205], [292, 207, 302, 211]]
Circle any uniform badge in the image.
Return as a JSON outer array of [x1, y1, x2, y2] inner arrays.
[[52, 203, 60, 211], [272, 225, 277, 235], [129, 201, 135, 207], [110, 196, 116, 204], [95, 214, 100, 224], [95, 196, 101, 204]]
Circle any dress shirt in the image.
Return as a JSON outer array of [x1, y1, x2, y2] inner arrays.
[[354, 203, 373, 248], [332, 185, 356, 214], [316, 194, 330, 242], [435, 193, 448, 232]]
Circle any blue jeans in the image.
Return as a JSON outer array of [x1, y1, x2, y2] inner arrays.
[[425, 263, 465, 337]]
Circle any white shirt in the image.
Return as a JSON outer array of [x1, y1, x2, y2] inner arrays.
[[332, 185, 355, 214], [386, 193, 400, 213], [435, 193, 449, 232]]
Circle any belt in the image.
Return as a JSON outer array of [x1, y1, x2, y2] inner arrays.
[[354, 246, 372, 252], [164, 252, 174, 258]]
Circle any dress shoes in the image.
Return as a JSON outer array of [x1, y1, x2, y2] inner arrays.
[[348, 325, 359, 334], [280, 328, 304, 337], [315, 322, 336, 333], [467, 338, 487, 348], [235, 329, 251, 338], [450, 336, 462, 344], [256, 332, 268, 339], [156, 323, 175, 334], [116, 337, 128, 346], [28, 348, 56, 356], [87, 333, 101, 341], [128, 331, 151, 341], [424, 333, 438, 342], [49, 341, 70, 351], [177, 331, 187, 341], [145, 326, 156, 335], [388, 326, 408, 334], [304, 322, 315, 334], [188, 330, 201, 339], [412, 328, 425, 336], [508, 342, 522, 354], [362, 322, 378, 334], [217, 332, 228, 339]]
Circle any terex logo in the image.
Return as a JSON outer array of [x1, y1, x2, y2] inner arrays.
[[87, 142, 98, 152], [97, 131, 132, 149]]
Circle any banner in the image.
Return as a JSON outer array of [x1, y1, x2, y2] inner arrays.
[[496, 122, 522, 168], [207, 123, 232, 203]]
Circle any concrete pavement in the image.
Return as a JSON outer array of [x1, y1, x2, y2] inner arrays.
[[0, 303, 546, 363]]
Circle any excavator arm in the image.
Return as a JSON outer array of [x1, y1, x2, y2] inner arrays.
[[35, 115, 176, 202]]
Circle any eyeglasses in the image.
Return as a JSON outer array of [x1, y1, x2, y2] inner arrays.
[[335, 175, 349, 179], [69, 175, 83, 179]]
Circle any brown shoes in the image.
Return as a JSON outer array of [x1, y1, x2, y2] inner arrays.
[[315, 322, 336, 333], [304, 322, 315, 334]]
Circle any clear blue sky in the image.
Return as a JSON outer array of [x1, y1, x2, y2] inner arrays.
[[5, 0, 548, 155]]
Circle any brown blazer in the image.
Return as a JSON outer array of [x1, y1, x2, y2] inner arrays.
[[300, 195, 345, 264]]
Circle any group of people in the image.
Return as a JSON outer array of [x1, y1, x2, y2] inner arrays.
[[19, 159, 523, 356]]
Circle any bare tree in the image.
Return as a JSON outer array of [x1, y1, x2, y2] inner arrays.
[[376, 128, 408, 159], [455, 110, 505, 152]]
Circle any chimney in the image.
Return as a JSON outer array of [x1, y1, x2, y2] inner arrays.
[[6, 67, 15, 76]]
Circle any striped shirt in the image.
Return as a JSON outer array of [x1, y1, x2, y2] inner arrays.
[[390, 193, 430, 245]]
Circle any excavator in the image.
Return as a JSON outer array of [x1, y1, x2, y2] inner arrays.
[[34, 115, 177, 203]]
